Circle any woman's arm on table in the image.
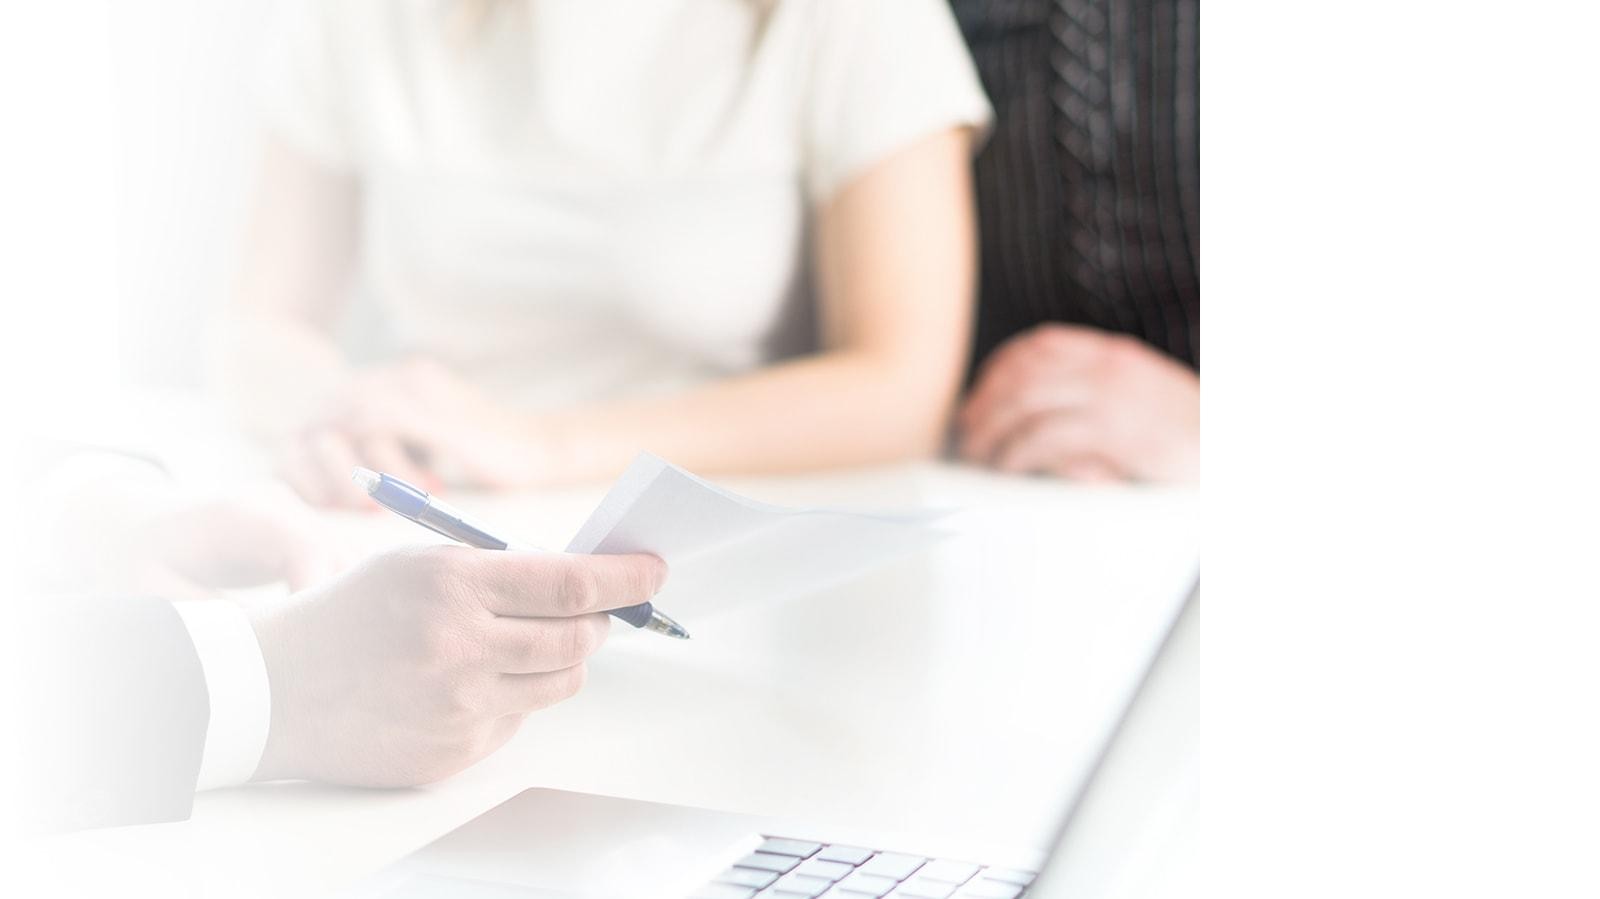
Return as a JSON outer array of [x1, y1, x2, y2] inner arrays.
[[213, 136, 360, 436], [347, 127, 980, 490], [541, 126, 978, 480], [214, 138, 445, 503]]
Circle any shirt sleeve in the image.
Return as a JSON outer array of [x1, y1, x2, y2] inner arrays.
[[171, 601, 272, 790], [801, 0, 995, 204], [254, 0, 358, 169]]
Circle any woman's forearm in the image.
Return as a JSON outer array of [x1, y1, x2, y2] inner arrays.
[[215, 137, 361, 436], [533, 347, 962, 483], [528, 128, 982, 484]]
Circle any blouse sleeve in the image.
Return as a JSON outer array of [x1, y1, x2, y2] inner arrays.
[[801, 0, 994, 204], [253, 0, 358, 170]]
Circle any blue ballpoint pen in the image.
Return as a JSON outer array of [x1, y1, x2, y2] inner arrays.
[[351, 467, 689, 639]]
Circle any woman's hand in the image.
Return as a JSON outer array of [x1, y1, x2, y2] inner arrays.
[[51, 475, 351, 600], [957, 324, 1199, 482], [275, 358, 552, 508], [136, 488, 353, 596]]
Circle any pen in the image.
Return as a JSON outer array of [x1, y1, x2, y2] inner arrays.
[[351, 467, 689, 639]]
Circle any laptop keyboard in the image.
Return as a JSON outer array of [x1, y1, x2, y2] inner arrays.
[[689, 836, 1037, 899]]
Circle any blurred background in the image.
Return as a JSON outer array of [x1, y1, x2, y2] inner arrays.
[[5, 3, 271, 439], [110, 1, 275, 390]]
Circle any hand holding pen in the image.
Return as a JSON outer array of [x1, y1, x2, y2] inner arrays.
[[351, 468, 690, 639]]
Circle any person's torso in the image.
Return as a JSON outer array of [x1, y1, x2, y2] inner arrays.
[[333, 0, 822, 407], [956, 0, 1201, 371]]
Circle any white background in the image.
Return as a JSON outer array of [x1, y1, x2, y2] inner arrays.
[[2, 0, 270, 414], [4, 1, 1600, 896], [1202, 1, 1600, 895]]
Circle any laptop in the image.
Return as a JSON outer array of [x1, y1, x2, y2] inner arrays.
[[351, 584, 1198, 899]]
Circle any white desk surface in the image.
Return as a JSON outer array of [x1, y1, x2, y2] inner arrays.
[[12, 463, 1199, 898]]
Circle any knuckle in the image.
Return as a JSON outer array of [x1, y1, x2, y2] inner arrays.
[[557, 561, 600, 615], [440, 682, 481, 719], [459, 725, 493, 759], [645, 556, 669, 594], [403, 544, 457, 586], [561, 663, 589, 699], [1027, 327, 1068, 353], [1038, 324, 1072, 346], [1045, 326, 1096, 357], [456, 620, 491, 668], [1104, 332, 1142, 361], [1020, 356, 1049, 380], [472, 720, 514, 759], [404, 548, 445, 587], [524, 623, 556, 665], [565, 618, 603, 663]]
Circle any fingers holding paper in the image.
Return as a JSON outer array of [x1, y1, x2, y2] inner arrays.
[[483, 615, 611, 675], [469, 551, 670, 618], [247, 546, 667, 787], [493, 666, 592, 716]]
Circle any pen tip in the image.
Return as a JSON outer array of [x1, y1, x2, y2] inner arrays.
[[645, 612, 691, 640]]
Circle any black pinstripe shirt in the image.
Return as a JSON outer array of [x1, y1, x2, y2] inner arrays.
[[954, 0, 1200, 372]]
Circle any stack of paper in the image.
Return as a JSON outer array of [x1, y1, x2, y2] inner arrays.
[[566, 454, 948, 620]]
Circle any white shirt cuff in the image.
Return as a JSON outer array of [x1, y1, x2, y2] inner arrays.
[[171, 601, 271, 791]]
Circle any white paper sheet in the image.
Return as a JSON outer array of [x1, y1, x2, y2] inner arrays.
[[565, 454, 949, 620]]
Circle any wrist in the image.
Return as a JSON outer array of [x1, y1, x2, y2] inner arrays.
[[246, 596, 312, 782]]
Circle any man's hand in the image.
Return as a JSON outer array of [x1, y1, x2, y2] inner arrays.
[[957, 324, 1199, 482], [246, 546, 667, 787], [274, 358, 551, 509]]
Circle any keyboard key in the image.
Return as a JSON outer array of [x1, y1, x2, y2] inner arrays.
[[691, 882, 758, 899], [795, 859, 855, 881], [739, 852, 802, 874], [816, 845, 875, 865], [770, 873, 833, 897], [759, 837, 824, 858], [835, 871, 900, 897], [891, 877, 957, 898], [916, 861, 979, 885], [719, 867, 780, 888], [978, 869, 1035, 886], [951, 879, 1022, 899], [857, 853, 926, 881]]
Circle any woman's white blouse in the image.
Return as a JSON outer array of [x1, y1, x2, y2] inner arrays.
[[259, 0, 992, 409]]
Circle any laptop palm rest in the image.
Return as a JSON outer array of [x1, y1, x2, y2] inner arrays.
[[352, 789, 763, 899]]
